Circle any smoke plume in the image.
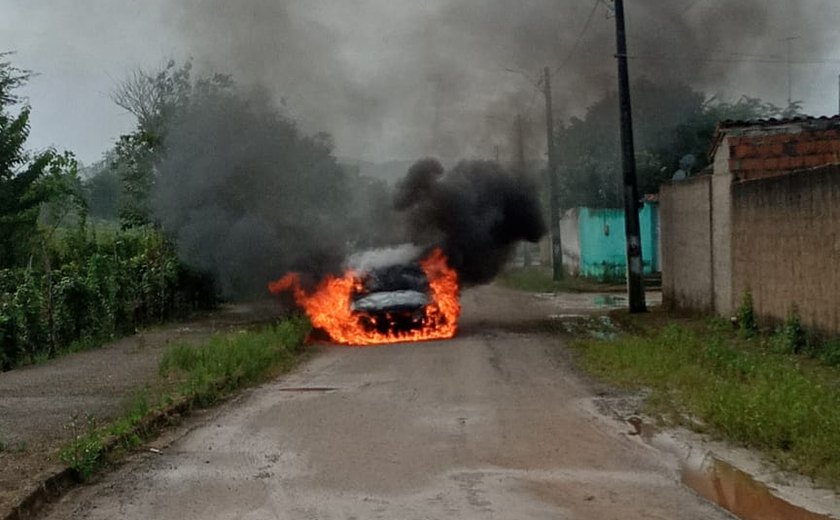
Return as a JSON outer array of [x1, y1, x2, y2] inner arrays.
[[395, 158, 546, 286], [152, 87, 349, 298], [167, 0, 832, 164]]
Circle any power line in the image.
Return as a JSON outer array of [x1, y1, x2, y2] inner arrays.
[[554, 0, 602, 74], [615, 53, 840, 65]]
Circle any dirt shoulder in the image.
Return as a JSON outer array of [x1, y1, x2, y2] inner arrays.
[[0, 300, 285, 517]]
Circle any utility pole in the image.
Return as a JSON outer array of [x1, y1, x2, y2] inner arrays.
[[783, 36, 799, 108], [515, 114, 532, 267], [613, 0, 646, 313], [515, 114, 526, 169], [543, 67, 563, 280]]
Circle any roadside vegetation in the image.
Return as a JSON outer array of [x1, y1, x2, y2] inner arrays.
[[574, 305, 840, 487], [0, 56, 217, 370], [60, 317, 310, 480], [497, 266, 621, 293]]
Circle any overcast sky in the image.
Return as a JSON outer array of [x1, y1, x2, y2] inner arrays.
[[2, 0, 839, 165]]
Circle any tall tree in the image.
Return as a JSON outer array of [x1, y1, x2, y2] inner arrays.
[[110, 60, 233, 228], [0, 54, 79, 268]]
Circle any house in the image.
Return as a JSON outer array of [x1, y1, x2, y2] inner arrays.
[[560, 200, 660, 281], [660, 115, 840, 334]]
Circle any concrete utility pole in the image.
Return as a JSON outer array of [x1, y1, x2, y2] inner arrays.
[[515, 114, 532, 267], [613, 0, 646, 313], [543, 67, 564, 281]]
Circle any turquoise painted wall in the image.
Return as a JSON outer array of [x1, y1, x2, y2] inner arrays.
[[577, 203, 658, 280]]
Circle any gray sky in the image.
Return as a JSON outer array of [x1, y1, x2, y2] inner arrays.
[[2, 0, 840, 165]]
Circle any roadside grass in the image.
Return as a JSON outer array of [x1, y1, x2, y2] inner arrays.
[[574, 312, 840, 487], [496, 266, 620, 293], [60, 316, 310, 480], [159, 317, 310, 406]]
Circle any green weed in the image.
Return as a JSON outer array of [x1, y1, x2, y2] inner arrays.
[[737, 289, 758, 338], [60, 414, 103, 481], [767, 305, 806, 355], [496, 266, 614, 293], [575, 322, 840, 487], [818, 339, 840, 367], [57, 318, 309, 481], [160, 317, 310, 405]]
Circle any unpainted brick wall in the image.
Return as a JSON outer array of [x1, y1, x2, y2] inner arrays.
[[727, 130, 840, 182], [660, 176, 713, 311], [731, 165, 840, 334]]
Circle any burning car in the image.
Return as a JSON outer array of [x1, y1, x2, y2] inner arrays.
[[351, 262, 431, 335], [269, 248, 460, 346]]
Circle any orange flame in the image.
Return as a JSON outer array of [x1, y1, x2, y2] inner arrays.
[[269, 248, 460, 345]]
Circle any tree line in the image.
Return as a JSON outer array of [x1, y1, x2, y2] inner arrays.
[[552, 78, 801, 208]]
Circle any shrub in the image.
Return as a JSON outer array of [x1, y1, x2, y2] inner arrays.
[[0, 227, 216, 370], [737, 289, 757, 338], [768, 305, 806, 355]]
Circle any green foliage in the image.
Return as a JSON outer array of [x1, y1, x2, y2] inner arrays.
[[60, 414, 103, 481], [111, 60, 234, 229], [768, 305, 806, 355], [56, 319, 308, 481], [81, 160, 121, 220], [160, 317, 310, 405], [818, 339, 840, 367], [737, 289, 758, 338], [0, 56, 218, 370], [113, 131, 159, 228], [576, 323, 840, 486], [0, 227, 217, 370], [0, 55, 78, 268]]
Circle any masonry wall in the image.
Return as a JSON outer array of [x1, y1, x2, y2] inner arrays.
[[560, 205, 659, 281], [731, 165, 840, 334], [560, 208, 581, 276], [711, 173, 734, 315], [725, 128, 840, 182], [660, 176, 713, 311]]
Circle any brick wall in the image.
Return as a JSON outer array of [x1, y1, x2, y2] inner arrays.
[[726, 129, 840, 182], [731, 165, 840, 334], [660, 176, 714, 311]]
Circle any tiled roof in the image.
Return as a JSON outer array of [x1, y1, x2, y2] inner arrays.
[[717, 115, 840, 129], [710, 115, 840, 158]]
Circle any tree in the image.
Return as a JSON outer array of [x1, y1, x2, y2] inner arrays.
[[554, 79, 799, 208], [80, 155, 121, 220], [0, 54, 81, 268], [110, 60, 233, 228]]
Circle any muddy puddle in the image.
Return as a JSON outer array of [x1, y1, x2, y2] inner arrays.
[[681, 455, 837, 520], [593, 294, 626, 307]]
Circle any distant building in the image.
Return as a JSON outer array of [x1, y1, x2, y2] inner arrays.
[[560, 201, 660, 281]]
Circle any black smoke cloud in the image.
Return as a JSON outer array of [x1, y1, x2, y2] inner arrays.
[[152, 87, 349, 298], [395, 158, 546, 286], [168, 1, 830, 164]]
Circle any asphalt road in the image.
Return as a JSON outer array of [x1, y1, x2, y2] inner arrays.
[[41, 286, 727, 520]]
